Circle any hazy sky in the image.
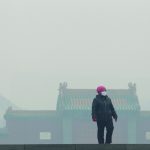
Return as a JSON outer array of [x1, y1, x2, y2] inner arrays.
[[0, 0, 150, 110]]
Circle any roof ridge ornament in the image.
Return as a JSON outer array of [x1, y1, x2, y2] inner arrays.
[[128, 82, 136, 93], [59, 82, 68, 96]]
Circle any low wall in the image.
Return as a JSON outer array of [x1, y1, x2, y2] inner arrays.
[[0, 144, 150, 150]]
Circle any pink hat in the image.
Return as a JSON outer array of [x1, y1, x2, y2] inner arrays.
[[96, 85, 106, 93]]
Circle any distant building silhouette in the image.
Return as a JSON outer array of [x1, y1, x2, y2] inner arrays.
[[0, 82, 150, 144]]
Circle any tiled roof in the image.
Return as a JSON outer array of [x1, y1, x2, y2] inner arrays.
[[4, 108, 60, 119], [57, 88, 141, 111]]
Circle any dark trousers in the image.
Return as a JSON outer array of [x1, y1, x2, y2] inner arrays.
[[96, 118, 114, 144]]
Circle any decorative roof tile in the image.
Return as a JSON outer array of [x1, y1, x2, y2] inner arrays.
[[57, 83, 141, 112]]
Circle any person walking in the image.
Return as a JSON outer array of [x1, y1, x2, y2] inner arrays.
[[92, 85, 118, 144]]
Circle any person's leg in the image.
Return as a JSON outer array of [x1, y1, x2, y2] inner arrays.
[[97, 120, 105, 144], [105, 119, 114, 144]]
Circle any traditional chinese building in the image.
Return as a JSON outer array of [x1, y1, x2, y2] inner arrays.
[[1, 82, 150, 144]]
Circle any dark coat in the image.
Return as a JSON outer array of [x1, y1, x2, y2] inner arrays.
[[92, 94, 118, 121]]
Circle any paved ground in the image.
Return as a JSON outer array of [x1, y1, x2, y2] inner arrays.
[[0, 144, 150, 150]]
